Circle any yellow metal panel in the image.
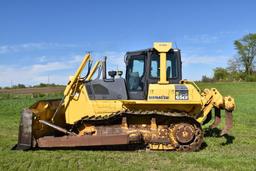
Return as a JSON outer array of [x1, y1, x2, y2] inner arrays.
[[153, 42, 172, 52], [64, 84, 95, 124], [158, 52, 169, 84], [147, 84, 202, 104], [64, 84, 124, 124], [91, 100, 123, 115], [153, 42, 172, 85]]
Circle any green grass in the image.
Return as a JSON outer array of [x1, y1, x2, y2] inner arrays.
[[0, 82, 256, 171]]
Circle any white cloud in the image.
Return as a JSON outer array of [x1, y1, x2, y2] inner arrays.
[[93, 51, 125, 71], [38, 56, 47, 62], [0, 42, 80, 54], [0, 52, 126, 87], [183, 34, 219, 44], [183, 31, 238, 44], [181, 51, 231, 80], [0, 46, 9, 54], [31, 62, 71, 73], [0, 54, 84, 86], [182, 55, 230, 65]]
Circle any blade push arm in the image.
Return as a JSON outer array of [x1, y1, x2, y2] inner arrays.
[[64, 54, 91, 97]]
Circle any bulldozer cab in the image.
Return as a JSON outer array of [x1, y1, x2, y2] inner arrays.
[[125, 43, 182, 99]]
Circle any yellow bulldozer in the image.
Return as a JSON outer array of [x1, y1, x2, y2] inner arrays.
[[15, 42, 235, 151]]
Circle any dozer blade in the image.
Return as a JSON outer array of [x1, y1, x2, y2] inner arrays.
[[14, 109, 33, 150], [14, 99, 64, 150]]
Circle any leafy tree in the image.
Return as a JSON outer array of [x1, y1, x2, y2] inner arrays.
[[12, 84, 26, 89], [213, 67, 229, 81], [201, 75, 214, 82], [227, 56, 242, 73], [234, 33, 256, 75]]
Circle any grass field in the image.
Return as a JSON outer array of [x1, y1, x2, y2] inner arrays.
[[0, 82, 255, 171]]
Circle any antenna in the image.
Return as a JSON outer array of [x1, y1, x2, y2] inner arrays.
[[85, 50, 94, 55], [47, 75, 50, 85], [174, 42, 178, 49]]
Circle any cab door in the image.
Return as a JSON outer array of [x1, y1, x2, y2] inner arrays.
[[126, 52, 147, 100]]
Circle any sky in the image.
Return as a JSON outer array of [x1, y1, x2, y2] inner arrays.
[[0, 0, 256, 87]]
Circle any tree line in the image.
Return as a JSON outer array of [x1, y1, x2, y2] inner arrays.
[[0, 83, 64, 90], [202, 33, 256, 82]]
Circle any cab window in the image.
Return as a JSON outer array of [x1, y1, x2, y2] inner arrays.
[[127, 55, 145, 91], [150, 52, 177, 79]]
